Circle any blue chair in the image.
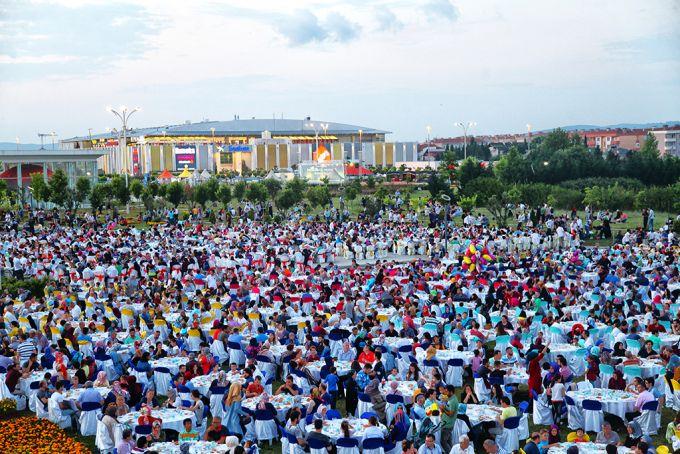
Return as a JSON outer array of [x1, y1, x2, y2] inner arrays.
[[181, 399, 191, 407], [362, 437, 384, 454], [518, 401, 529, 415], [582, 399, 604, 432], [398, 345, 412, 354], [308, 438, 329, 454], [361, 411, 379, 419], [337, 437, 360, 449]]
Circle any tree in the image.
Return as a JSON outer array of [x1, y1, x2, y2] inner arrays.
[[460, 176, 505, 205], [30, 172, 51, 205], [48, 169, 73, 209], [427, 172, 450, 198], [639, 133, 659, 159], [110, 176, 130, 206], [263, 178, 283, 200], [343, 185, 359, 202], [276, 189, 298, 213], [129, 180, 143, 200], [216, 184, 232, 208], [166, 181, 185, 207], [485, 187, 521, 227], [366, 176, 376, 189], [192, 183, 210, 209], [540, 128, 573, 154], [458, 195, 477, 212], [140, 186, 156, 212], [204, 178, 220, 203], [283, 178, 306, 205], [494, 147, 530, 184], [245, 182, 268, 204], [233, 180, 247, 201], [74, 176, 91, 210], [88, 184, 107, 214], [457, 157, 491, 187], [306, 185, 332, 208]]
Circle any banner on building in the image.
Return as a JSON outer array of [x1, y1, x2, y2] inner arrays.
[[174, 145, 197, 170]]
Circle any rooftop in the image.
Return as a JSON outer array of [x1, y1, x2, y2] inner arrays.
[[63, 118, 390, 142]]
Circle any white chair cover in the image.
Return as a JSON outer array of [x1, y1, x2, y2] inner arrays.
[[566, 398, 584, 430], [154, 369, 172, 396], [576, 381, 593, 392], [79, 405, 101, 436], [518, 413, 529, 440], [34, 394, 49, 419], [634, 401, 659, 436], [210, 340, 228, 364], [532, 393, 554, 426], [474, 377, 490, 402], [254, 418, 277, 443], [209, 390, 226, 420], [496, 418, 520, 452], [96, 358, 118, 380], [130, 368, 149, 386], [451, 418, 469, 442], [357, 394, 373, 417], [48, 395, 71, 429], [186, 335, 202, 352], [228, 345, 246, 366], [582, 401, 604, 433], [445, 363, 463, 387]]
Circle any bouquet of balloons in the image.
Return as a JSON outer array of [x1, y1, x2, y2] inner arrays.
[[461, 243, 496, 273]]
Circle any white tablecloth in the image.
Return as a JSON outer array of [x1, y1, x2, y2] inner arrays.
[[150, 357, 190, 375], [380, 381, 419, 404], [118, 408, 197, 433], [304, 418, 387, 442], [566, 389, 637, 420], [305, 360, 353, 381], [548, 442, 631, 453], [242, 394, 312, 421], [151, 441, 230, 454], [464, 404, 502, 426]]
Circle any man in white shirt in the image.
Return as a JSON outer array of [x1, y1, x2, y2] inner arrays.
[[449, 435, 474, 454]]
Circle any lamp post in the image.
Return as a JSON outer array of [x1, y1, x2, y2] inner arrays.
[[455, 121, 476, 160], [440, 194, 451, 257], [526, 124, 532, 153], [50, 131, 57, 150], [15, 137, 19, 152], [306, 122, 321, 158], [210, 127, 216, 173], [107, 105, 140, 213], [426, 125, 432, 144]]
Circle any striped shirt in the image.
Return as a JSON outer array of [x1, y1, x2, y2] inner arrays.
[[17, 340, 36, 363]]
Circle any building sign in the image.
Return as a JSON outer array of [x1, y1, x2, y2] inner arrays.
[[174, 145, 197, 170], [132, 147, 140, 175], [227, 145, 251, 152]]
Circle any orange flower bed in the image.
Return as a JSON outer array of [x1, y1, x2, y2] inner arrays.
[[0, 416, 91, 454]]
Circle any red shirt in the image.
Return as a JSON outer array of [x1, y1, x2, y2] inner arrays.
[[358, 350, 376, 365]]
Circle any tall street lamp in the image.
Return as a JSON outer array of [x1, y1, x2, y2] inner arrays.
[[526, 124, 532, 153], [107, 105, 140, 212], [440, 194, 451, 257], [455, 121, 476, 160]]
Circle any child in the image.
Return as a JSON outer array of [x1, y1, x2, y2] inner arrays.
[[324, 366, 339, 409], [387, 367, 400, 381]]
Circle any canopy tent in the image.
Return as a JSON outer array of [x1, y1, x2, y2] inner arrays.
[[157, 169, 173, 181], [178, 166, 192, 179], [199, 169, 211, 180], [344, 164, 373, 176]]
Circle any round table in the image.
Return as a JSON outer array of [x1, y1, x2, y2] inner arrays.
[[380, 381, 419, 404], [382, 337, 413, 352], [150, 357, 190, 375], [548, 442, 632, 453], [62, 386, 111, 401], [190, 373, 245, 397], [304, 418, 387, 442], [416, 349, 474, 368], [546, 343, 583, 365], [616, 358, 665, 378], [305, 360, 353, 381], [501, 365, 529, 385], [242, 394, 312, 421], [565, 389, 637, 420], [118, 408, 196, 433], [463, 404, 502, 426]]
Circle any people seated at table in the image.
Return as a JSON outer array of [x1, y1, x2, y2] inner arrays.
[[566, 427, 590, 442], [178, 417, 200, 442]]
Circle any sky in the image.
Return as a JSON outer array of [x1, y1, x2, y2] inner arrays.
[[0, 0, 679, 142]]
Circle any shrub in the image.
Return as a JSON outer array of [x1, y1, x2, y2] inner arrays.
[[0, 277, 49, 298], [635, 184, 680, 212], [560, 177, 644, 192], [549, 186, 584, 210], [582, 184, 635, 210]]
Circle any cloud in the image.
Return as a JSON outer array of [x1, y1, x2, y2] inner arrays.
[[374, 8, 403, 32], [0, 54, 79, 64], [275, 9, 361, 46], [423, 0, 459, 21], [275, 10, 328, 45], [325, 12, 361, 42]]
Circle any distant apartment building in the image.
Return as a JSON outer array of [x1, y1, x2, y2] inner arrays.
[[650, 129, 680, 157]]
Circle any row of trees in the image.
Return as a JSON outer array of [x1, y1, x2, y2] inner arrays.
[[426, 129, 680, 225]]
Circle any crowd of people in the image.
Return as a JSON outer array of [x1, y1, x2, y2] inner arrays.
[[0, 202, 678, 454]]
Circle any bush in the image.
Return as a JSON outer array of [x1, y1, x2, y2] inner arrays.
[[0, 277, 49, 298], [635, 184, 680, 212], [516, 183, 551, 207], [460, 177, 506, 205], [560, 177, 644, 192], [549, 186, 584, 210], [583, 184, 635, 210]]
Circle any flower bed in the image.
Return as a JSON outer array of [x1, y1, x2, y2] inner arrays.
[[0, 416, 91, 453]]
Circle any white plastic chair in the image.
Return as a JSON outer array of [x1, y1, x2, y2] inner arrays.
[[95, 418, 115, 453], [531, 391, 554, 426], [253, 409, 278, 445], [210, 339, 228, 364]]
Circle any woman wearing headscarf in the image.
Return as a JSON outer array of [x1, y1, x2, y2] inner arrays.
[[388, 403, 410, 443], [623, 421, 643, 448], [53, 350, 69, 381], [608, 370, 626, 391], [527, 343, 550, 396], [94, 371, 109, 387], [365, 373, 387, 422], [163, 388, 179, 409], [223, 382, 250, 436]]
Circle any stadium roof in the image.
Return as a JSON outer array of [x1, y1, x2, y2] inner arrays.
[[64, 118, 390, 142]]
